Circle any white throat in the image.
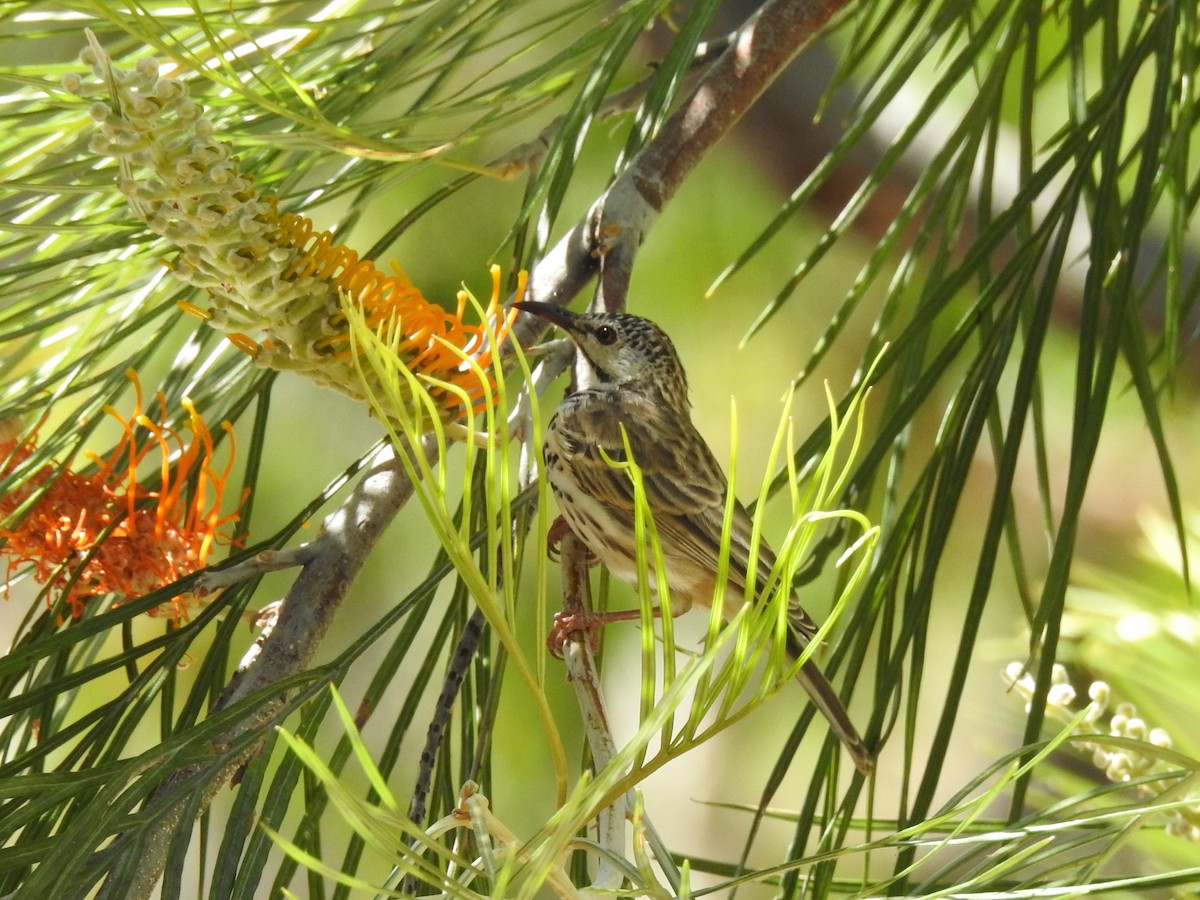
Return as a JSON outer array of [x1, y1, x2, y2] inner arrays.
[[573, 350, 601, 391]]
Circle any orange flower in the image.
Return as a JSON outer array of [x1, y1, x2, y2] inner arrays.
[[68, 35, 517, 423], [265, 204, 517, 412], [0, 373, 244, 621]]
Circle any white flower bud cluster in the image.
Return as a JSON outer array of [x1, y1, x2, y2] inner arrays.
[[65, 31, 345, 383], [1004, 662, 1199, 840]]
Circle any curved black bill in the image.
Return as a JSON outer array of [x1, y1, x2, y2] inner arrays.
[[511, 301, 580, 334]]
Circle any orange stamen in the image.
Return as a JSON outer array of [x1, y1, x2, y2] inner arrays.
[[0, 372, 245, 621], [260, 205, 517, 414], [176, 300, 213, 321], [226, 333, 261, 357]]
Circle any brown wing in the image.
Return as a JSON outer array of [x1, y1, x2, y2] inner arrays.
[[555, 391, 819, 638], [553, 395, 867, 770], [556, 391, 725, 523]]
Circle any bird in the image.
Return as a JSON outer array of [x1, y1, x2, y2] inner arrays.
[[513, 300, 874, 775]]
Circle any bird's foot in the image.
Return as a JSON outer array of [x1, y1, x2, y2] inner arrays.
[[547, 607, 650, 658], [547, 610, 602, 659]]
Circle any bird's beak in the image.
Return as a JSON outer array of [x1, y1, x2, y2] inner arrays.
[[512, 301, 580, 336]]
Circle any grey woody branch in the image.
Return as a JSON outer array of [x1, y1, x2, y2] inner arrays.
[[523, 0, 848, 319]]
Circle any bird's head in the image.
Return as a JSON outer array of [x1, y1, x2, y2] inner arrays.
[[513, 302, 689, 410]]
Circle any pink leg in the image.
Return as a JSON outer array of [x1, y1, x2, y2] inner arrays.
[[547, 606, 663, 658], [546, 515, 596, 565]]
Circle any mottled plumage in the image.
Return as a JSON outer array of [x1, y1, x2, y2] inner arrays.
[[515, 301, 873, 774]]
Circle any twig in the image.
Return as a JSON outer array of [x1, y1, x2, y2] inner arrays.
[[557, 532, 628, 892], [402, 606, 489, 895], [191, 545, 318, 595]]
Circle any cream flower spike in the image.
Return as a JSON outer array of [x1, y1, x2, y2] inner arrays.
[[1004, 662, 1199, 841], [66, 31, 516, 421]]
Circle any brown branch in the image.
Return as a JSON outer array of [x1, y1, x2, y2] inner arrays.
[[523, 0, 852, 316], [557, 532, 629, 891], [633, 0, 845, 213]]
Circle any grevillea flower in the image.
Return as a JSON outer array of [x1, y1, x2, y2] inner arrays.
[[1004, 662, 1200, 841], [0, 373, 244, 621], [65, 32, 515, 419]]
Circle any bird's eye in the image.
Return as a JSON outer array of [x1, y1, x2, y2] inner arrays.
[[595, 324, 618, 345]]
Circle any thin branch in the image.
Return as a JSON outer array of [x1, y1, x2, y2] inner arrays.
[[557, 531, 628, 892], [519, 0, 850, 324], [401, 606, 488, 896]]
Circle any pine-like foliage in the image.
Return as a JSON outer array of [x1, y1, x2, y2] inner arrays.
[[1, 1, 1197, 898]]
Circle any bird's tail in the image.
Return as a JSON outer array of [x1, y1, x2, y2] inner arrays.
[[787, 632, 874, 775]]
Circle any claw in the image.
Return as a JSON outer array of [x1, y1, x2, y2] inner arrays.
[[547, 610, 601, 659], [546, 607, 653, 659], [546, 516, 572, 561]]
